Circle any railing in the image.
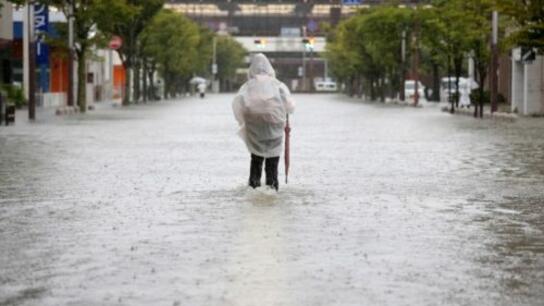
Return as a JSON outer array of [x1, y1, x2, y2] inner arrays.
[[36, 92, 67, 108]]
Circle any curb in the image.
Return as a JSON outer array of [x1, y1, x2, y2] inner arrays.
[[441, 106, 517, 121], [55, 106, 80, 116], [384, 100, 424, 108]]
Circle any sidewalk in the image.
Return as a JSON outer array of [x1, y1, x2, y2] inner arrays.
[[4, 98, 167, 126], [441, 104, 517, 121]]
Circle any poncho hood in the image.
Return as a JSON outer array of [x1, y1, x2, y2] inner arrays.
[[248, 53, 276, 79]]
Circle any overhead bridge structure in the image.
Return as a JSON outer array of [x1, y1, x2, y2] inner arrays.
[[166, 0, 425, 91]]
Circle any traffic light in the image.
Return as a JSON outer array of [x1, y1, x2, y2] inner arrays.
[[302, 37, 315, 51], [254, 38, 267, 49]]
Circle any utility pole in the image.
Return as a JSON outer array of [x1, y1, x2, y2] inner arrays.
[[212, 36, 218, 93], [400, 30, 406, 102], [302, 45, 306, 92], [412, 19, 420, 106], [27, 3, 36, 120], [309, 47, 314, 92], [67, 1, 74, 107], [490, 10, 499, 114]]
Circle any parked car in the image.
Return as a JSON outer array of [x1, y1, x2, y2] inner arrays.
[[314, 80, 338, 92], [404, 80, 425, 101]]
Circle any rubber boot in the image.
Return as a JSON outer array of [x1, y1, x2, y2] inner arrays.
[[249, 154, 264, 188], [265, 156, 280, 191]]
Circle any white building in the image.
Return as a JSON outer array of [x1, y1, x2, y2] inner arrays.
[[511, 49, 544, 115]]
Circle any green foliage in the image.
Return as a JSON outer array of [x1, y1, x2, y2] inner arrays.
[[193, 27, 214, 76], [325, 5, 414, 98], [215, 36, 246, 81], [140, 9, 200, 96], [94, 0, 164, 64], [326, 0, 509, 101], [1, 84, 27, 108], [94, 0, 163, 104], [497, 0, 544, 53]]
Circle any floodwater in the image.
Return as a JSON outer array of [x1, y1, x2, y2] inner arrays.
[[0, 94, 543, 306]]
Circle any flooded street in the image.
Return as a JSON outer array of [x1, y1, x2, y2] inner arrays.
[[1, 94, 543, 305]]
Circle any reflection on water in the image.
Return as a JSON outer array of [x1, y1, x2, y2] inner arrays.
[[0, 95, 543, 305]]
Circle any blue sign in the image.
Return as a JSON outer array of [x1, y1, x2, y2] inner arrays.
[[34, 4, 50, 92], [307, 20, 318, 33], [343, 0, 362, 4], [34, 4, 49, 66]]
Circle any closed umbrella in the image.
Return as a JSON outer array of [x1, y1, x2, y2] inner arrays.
[[284, 115, 291, 184]]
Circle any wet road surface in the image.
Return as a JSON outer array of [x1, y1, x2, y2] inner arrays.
[[1, 94, 543, 305]]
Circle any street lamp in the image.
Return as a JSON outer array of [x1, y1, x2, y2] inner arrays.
[[301, 37, 315, 92], [26, 2, 36, 120], [490, 10, 499, 113], [67, 0, 74, 107]]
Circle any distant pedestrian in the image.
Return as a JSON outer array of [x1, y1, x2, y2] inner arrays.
[[197, 82, 207, 98], [459, 83, 471, 108], [232, 53, 295, 190]]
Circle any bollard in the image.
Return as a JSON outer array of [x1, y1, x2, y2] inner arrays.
[[6, 105, 15, 125], [0, 92, 3, 125]]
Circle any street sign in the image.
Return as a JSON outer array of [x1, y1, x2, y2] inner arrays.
[[307, 20, 318, 33], [109, 36, 123, 50], [342, 0, 362, 5], [212, 64, 218, 75], [34, 3, 49, 66], [521, 47, 536, 63]]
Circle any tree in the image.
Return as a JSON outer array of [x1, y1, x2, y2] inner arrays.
[[94, 0, 163, 105], [464, 0, 495, 118], [193, 27, 214, 77], [326, 6, 413, 101], [215, 36, 246, 92], [140, 9, 200, 99], [498, 0, 544, 53], [325, 18, 362, 96], [38, 0, 104, 112]]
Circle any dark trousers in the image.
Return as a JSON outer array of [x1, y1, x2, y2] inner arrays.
[[249, 154, 279, 190]]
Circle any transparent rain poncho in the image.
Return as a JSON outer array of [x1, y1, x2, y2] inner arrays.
[[232, 53, 295, 158]]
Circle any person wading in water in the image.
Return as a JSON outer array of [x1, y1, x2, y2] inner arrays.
[[232, 53, 295, 191]]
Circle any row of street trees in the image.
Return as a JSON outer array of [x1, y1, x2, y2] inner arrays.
[[325, 0, 543, 117], [9, 0, 246, 112]]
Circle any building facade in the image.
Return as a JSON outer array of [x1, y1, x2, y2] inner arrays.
[[511, 51, 544, 115], [0, 0, 13, 86], [167, 0, 423, 91]]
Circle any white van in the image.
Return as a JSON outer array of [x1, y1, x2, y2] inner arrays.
[[314, 80, 338, 92], [404, 80, 425, 101], [440, 77, 479, 102]]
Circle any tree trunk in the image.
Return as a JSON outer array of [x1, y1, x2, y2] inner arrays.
[[349, 76, 355, 98], [379, 77, 385, 103], [163, 71, 169, 100], [123, 64, 131, 106], [479, 75, 485, 118], [357, 76, 363, 99], [447, 54, 454, 114], [133, 58, 140, 103], [454, 55, 463, 108], [149, 67, 155, 101], [76, 50, 87, 113], [399, 64, 405, 102], [431, 63, 440, 101], [142, 58, 148, 103], [370, 76, 376, 101]]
